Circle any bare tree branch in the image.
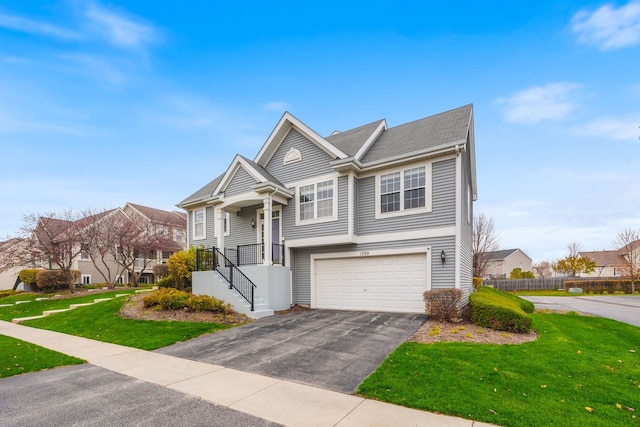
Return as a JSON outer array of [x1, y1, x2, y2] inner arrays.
[[472, 213, 501, 277], [613, 228, 640, 294]]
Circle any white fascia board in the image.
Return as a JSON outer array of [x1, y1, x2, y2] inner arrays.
[[467, 109, 478, 200], [285, 226, 456, 248], [254, 112, 349, 166], [354, 119, 387, 160]]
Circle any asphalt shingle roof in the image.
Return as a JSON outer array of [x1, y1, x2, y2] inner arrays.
[[178, 174, 224, 207], [360, 104, 472, 163], [325, 119, 386, 157]]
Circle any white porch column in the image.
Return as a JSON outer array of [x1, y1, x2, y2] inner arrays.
[[216, 208, 225, 251], [263, 198, 272, 265]]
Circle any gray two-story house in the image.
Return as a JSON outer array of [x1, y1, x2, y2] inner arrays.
[[178, 104, 477, 318]]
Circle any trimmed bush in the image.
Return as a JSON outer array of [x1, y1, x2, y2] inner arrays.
[[143, 288, 232, 314], [423, 288, 463, 321], [472, 277, 483, 290], [155, 276, 176, 288], [35, 270, 81, 291], [564, 279, 635, 294], [470, 286, 532, 333], [19, 269, 41, 287]]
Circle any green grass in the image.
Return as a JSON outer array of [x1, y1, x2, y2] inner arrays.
[[0, 335, 85, 378], [357, 313, 640, 427], [21, 297, 235, 350], [0, 290, 139, 321]]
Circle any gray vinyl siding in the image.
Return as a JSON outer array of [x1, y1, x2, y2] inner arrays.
[[225, 166, 259, 197], [264, 128, 335, 183], [290, 236, 456, 305], [358, 158, 456, 235], [188, 207, 216, 249], [282, 176, 349, 240], [226, 205, 260, 248]]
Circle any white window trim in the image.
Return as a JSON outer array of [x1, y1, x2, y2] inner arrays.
[[295, 176, 338, 226], [81, 274, 92, 285], [192, 208, 206, 240], [375, 162, 432, 219]]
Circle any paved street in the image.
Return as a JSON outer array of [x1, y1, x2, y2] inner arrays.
[[524, 295, 640, 327]]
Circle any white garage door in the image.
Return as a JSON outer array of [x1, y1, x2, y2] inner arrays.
[[314, 253, 428, 313]]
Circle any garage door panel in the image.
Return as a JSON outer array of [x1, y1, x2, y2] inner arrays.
[[315, 253, 428, 313]]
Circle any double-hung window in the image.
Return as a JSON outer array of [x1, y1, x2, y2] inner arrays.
[[377, 165, 430, 217], [193, 208, 205, 240], [297, 178, 335, 223]]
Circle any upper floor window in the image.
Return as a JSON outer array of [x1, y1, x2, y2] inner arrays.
[[175, 228, 185, 243], [80, 243, 90, 260], [193, 208, 205, 240], [376, 164, 431, 218], [296, 178, 337, 224]]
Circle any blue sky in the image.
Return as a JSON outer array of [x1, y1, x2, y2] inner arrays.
[[0, 1, 638, 262]]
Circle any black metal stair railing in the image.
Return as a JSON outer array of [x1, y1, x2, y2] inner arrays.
[[196, 247, 256, 311], [236, 243, 285, 266]]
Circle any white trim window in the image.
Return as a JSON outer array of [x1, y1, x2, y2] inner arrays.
[[296, 178, 337, 224], [224, 212, 230, 236], [193, 208, 206, 240], [81, 274, 91, 285], [376, 164, 431, 218]]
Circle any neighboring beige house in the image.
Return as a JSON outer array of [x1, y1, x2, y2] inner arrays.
[[0, 238, 35, 290], [73, 203, 187, 286], [1, 203, 187, 289], [579, 241, 640, 278], [480, 248, 533, 279]]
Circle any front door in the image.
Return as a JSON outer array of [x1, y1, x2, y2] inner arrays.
[[258, 207, 282, 264]]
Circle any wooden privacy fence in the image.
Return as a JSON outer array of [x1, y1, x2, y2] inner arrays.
[[483, 277, 620, 291]]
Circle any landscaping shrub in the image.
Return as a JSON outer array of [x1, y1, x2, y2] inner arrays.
[[35, 270, 81, 291], [186, 294, 233, 314], [155, 276, 176, 288], [472, 277, 483, 290], [166, 247, 197, 290], [564, 279, 634, 294], [423, 288, 463, 321], [19, 269, 41, 287], [143, 288, 231, 313], [470, 286, 532, 333]]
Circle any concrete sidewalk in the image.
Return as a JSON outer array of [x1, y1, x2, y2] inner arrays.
[[0, 321, 494, 427]]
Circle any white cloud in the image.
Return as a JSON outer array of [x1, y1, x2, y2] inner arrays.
[[0, 12, 78, 40], [262, 101, 290, 112], [83, 2, 159, 51], [572, 1, 640, 50], [572, 116, 640, 141], [495, 82, 581, 124]]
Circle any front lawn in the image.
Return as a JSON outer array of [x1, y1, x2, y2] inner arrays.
[[0, 290, 139, 321], [357, 313, 640, 427], [21, 297, 234, 350], [0, 335, 84, 378]]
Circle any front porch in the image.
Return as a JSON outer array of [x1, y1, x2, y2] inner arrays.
[[193, 247, 290, 319]]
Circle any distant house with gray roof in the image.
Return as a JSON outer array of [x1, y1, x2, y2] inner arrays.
[[178, 105, 477, 318], [479, 248, 532, 279]]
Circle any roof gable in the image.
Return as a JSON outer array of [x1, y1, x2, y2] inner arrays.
[[254, 112, 348, 167], [214, 155, 286, 196], [325, 119, 387, 158]]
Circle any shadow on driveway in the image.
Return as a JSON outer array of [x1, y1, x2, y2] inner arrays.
[[158, 309, 426, 393]]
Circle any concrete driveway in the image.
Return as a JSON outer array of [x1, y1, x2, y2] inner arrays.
[[158, 309, 426, 393], [524, 295, 640, 327]]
